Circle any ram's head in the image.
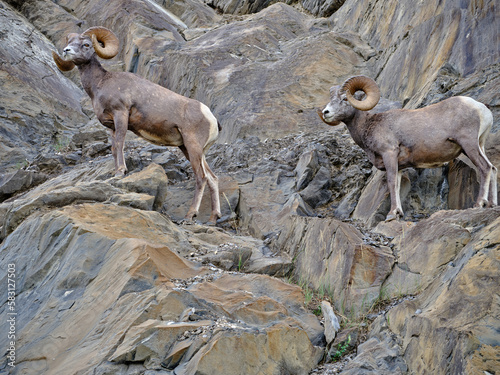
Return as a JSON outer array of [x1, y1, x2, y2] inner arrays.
[[52, 27, 119, 71]]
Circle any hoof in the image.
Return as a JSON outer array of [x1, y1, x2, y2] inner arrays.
[[207, 214, 221, 226], [184, 210, 197, 221], [473, 200, 488, 208], [183, 216, 195, 224], [385, 214, 397, 222], [385, 209, 403, 222]]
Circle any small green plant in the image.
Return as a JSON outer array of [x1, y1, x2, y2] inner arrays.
[[15, 159, 29, 170], [330, 334, 351, 362], [312, 305, 322, 316], [317, 279, 335, 302], [54, 135, 71, 153]]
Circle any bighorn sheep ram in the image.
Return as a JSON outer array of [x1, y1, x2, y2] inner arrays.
[[52, 27, 221, 223], [318, 75, 497, 221]]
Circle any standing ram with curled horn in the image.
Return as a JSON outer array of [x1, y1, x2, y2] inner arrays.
[[52, 27, 221, 224], [318, 75, 497, 221]]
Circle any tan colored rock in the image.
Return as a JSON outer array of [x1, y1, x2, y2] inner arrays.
[[0, 180, 122, 239], [183, 324, 323, 375], [110, 319, 214, 363], [109, 192, 156, 210], [0, 162, 172, 239], [111, 162, 168, 210]]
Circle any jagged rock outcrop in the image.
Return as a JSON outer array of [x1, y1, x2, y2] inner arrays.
[[385, 209, 500, 375], [207, 0, 346, 17], [0, 0, 499, 374]]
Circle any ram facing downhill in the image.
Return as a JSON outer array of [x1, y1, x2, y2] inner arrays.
[[52, 27, 221, 224], [318, 75, 498, 221]]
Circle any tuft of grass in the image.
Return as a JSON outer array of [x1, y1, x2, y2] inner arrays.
[[237, 250, 247, 272], [297, 277, 314, 305]]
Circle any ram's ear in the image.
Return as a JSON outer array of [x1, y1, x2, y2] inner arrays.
[[52, 51, 75, 71]]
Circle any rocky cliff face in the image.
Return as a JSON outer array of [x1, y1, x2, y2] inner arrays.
[[0, 0, 499, 374]]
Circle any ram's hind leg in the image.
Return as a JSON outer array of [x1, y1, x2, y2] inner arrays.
[[202, 155, 220, 224], [461, 142, 494, 208], [180, 145, 206, 221], [481, 143, 498, 207], [180, 143, 220, 224], [489, 164, 498, 206]]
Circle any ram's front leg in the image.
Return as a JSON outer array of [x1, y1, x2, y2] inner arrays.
[[382, 152, 404, 221], [111, 111, 129, 176]]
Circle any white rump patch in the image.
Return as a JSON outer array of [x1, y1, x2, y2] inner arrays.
[[200, 103, 219, 148], [460, 97, 493, 140]]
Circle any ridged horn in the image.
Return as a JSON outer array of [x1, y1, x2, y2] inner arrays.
[[52, 50, 75, 71], [341, 76, 380, 111], [82, 27, 119, 59]]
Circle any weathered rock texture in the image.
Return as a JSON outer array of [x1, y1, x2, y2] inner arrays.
[[0, 202, 323, 374], [0, 0, 499, 374], [384, 209, 500, 375]]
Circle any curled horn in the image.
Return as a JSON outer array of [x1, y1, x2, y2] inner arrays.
[[341, 76, 380, 111], [52, 50, 75, 71], [82, 26, 119, 59]]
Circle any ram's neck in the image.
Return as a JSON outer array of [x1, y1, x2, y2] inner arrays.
[[344, 110, 369, 149], [78, 55, 108, 100]]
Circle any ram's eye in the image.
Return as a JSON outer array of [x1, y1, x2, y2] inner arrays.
[[83, 43, 90, 48]]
